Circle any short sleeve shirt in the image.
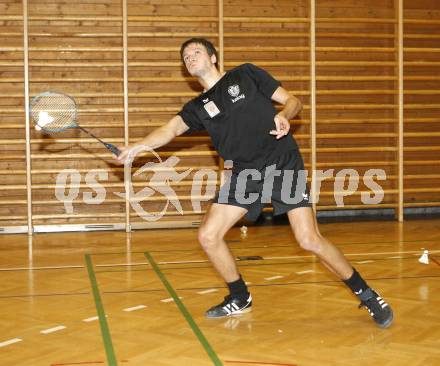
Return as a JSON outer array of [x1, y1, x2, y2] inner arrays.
[[178, 63, 298, 170]]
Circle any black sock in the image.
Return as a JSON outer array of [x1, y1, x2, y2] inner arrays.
[[343, 268, 369, 296], [227, 275, 249, 300]]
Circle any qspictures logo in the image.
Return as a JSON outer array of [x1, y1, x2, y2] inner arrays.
[[54, 147, 387, 221]]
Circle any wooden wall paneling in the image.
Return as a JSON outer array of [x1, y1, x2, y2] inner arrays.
[[126, 1, 220, 227], [217, 0, 225, 178], [122, 0, 130, 231], [218, 0, 224, 74], [224, 0, 312, 217], [403, 0, 440, 210], [315, 0, 399, 212], [310, 0, 317, 209], [28, 0, 126, 228], [396, 0, 404, 221], [23, 0, 32, 234], [0, 1, 28, 232], [1, 0, 440, 233]]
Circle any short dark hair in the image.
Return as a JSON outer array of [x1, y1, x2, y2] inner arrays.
[[180, 38, 218, 66]]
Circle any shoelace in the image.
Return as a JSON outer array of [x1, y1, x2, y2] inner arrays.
[[220, 295, 232, 306], [358, 296, 387, 315]]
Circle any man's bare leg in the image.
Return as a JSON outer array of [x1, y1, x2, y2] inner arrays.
[[287, 206, 393, 328], [198, 203, 253, 317], [287, 207, 353, 279], [198, 203, 247, 282]]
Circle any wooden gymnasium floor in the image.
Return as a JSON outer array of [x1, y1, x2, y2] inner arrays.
[[1, 218, 440, 366]]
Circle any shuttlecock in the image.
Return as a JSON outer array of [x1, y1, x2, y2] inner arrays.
[[240, 225, 248, 238], [419, 250, 429, 264], [35, 111, 54, 131]]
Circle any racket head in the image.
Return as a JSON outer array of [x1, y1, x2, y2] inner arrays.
[[30, 91, 78, 133]]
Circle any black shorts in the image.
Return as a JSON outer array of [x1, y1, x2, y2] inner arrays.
[[214, 150, 312, 221]]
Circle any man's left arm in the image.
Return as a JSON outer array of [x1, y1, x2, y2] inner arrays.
[[270, 86, 303, 139]]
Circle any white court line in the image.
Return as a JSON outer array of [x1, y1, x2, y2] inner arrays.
[[132, 250, 440, 267], [97, 260, 208, 266], [197, 289, 218, 295], [40, 325, 66, 334], [356, 260, 375, 264], [96, 262, 148, 268], [83, 316, 99, 322], [389, 256, 403, 259], [83, 315, 107, 322], [265, 250, 440, 260], [123, 305, 147, 312], [265, 275, 284, 281], [158, 260, 208, 265], [296, 270, 314, 275], [0, 338, 22, 348], [2, 250, 434, 272], [161, 297, 183, 303], [0, 265, 83, 271]]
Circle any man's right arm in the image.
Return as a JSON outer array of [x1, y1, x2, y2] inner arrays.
[[115, 115, 189, 163]]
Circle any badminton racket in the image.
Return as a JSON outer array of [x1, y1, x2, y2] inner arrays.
[[30, 91, 121, 156]]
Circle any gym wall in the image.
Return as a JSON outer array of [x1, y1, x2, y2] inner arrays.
[[0, 0, 439, 233]]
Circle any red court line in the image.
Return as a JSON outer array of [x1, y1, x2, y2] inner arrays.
[[225, 360, 298, 366]]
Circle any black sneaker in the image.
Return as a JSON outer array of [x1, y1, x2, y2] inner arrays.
[[205, 294, 252, 318], [358, 288, 393, 328]]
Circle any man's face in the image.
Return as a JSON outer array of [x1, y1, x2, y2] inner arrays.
[[182, 43, 216, 76]]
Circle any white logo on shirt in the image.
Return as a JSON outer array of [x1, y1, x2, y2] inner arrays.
[[203, 98, 209, 104], [228, 84, 240, 97], [228, 84, 245, 103]]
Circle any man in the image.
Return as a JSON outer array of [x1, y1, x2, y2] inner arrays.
[[116, 38, 393, 328]]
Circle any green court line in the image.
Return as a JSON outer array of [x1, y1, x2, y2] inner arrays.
[[85, 254, 118, 366], [144, 252, 223, 366]]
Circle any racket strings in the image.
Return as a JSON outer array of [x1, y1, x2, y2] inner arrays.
[[30, 91, 121, 156], [30, 93, 77, 133]]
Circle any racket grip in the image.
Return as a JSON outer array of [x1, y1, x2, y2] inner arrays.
[[104, 142, 121, 156]]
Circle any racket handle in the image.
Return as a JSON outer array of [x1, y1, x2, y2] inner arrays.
[[104, 142, 121, 156]]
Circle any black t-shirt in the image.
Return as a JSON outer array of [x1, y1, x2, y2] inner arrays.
[[178, 63, 298, 170]]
